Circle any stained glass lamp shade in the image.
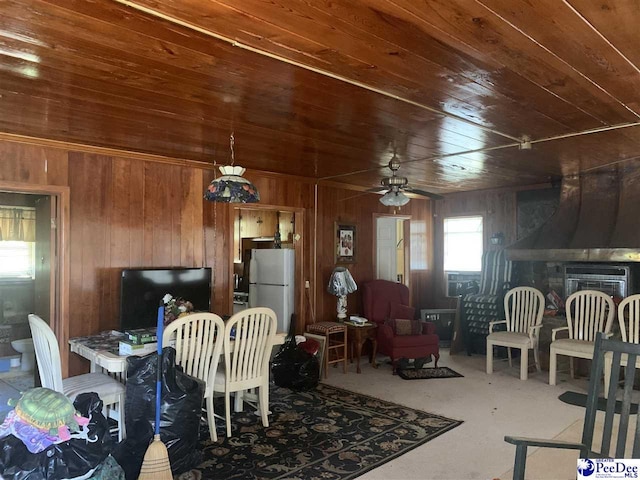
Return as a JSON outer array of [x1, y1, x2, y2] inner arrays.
[[204, 165, 260, 203]]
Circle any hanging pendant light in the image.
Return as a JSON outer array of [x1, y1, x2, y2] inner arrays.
[[204, 133, 260, 203]]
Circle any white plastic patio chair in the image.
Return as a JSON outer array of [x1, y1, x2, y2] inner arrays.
[[163, 312, 225, 441], [28, 314, 126, 441], [603, 294, 640, 398], [549, 290, 614, 386], [212, 307, 277, 438], [486, 286, 545, 380]]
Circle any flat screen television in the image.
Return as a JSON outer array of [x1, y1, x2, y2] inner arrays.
[[119, 267, 212, 331]]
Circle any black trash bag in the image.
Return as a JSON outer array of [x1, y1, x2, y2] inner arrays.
[[272, 331, 320, 391], [0, 392, 114, 480], [113, 347, 205, 480]]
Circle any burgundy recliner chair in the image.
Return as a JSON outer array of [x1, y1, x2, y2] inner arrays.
[[362, 280, 440, 373]]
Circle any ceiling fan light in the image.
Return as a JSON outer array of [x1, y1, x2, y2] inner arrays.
[[380, 190, 409, 206]]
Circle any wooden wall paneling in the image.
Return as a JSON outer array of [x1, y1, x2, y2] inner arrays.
[[142, 162, 174, 266], [202, 177, 231, 316], [179, 167, 204, 267], [107, 158, 144, 335], [43, 148, 70, 187], [67, 153, 110, 374], [0, 142, 69, 186], [316, 185, 435, 323], [68, 153, 112, 338], [406, 198, 434, 310], [216, 202, 232, 315], [486, 191, 518, 249]]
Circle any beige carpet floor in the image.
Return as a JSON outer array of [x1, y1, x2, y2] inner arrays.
[[0, 348, 609, 479], [498, 411, 638, 480], [325, 349, 591, 480], [498, 418, 582, 480]]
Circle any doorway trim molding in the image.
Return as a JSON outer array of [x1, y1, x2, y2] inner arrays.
[[229, 203, 305, 332], [0, 180, 70, 376]]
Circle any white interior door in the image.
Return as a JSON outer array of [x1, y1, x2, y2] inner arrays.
[[376, 217, 397, 281]]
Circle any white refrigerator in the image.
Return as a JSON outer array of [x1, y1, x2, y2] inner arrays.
[[248, 248, 295, 334]]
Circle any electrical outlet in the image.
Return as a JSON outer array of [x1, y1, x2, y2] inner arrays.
[[305, 280, 310, 288]]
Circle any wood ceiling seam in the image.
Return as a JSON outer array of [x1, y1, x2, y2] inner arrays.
[[2, 86, 449, 163], [382, 0, 630, 126], [320, 121, 640, 183], [112, 0, 523, 143], [475, 0, 640, 121], [131, 0, 604, 134], [11, 0, 552, 149], [318, 141, 521, 181], [11, 3, 446, 122], [530, 122, 640, 148], [1, 80, 472, 158], [562, 0, 640, 77], [211, 0, 580, 136]]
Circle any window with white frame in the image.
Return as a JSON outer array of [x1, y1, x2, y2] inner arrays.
[[0, 241, 35, 278], [443, 216, 483, 272]]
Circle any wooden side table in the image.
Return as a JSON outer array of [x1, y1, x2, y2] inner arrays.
[[346, 322, 377, 373], [306, 322, 348, 378]]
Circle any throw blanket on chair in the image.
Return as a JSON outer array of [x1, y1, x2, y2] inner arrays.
[[462, 249, 512, 354]]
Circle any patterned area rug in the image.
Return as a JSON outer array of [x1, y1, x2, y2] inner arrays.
[[186, 383, 462, 479], [397, 366, 464, 380]]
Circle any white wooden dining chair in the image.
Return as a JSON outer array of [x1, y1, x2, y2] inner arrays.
[[212, 307, 277, 438], [549, 290, 615, 385], [486, 286, 545, 380], [28, 314, 126, 441], [163, 312, 225, 442], [603, 294, 640, 397]]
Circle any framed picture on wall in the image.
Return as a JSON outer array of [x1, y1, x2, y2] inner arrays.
[[335, 222, 356, 264]]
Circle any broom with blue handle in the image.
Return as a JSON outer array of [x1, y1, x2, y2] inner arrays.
[[139, 302, 172, 479]]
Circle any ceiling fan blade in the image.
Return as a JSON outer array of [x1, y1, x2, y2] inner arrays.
[[404, 187, 444, 200], [365, 187, 387, 194], [339, 191, 377, 202]]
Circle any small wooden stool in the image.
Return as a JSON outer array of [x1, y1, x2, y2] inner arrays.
[[306, 322, 348, 378]]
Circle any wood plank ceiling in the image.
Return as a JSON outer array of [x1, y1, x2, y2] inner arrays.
[[1, 0, 639, 195]]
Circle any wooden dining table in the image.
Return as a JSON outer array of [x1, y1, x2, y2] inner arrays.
[[69, 329, 287, 413], [69, 329, 287, 375]]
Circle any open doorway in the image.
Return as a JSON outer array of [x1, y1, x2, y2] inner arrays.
[[0, 181, 69, 384], [374, 214, 411, 286], [0, 192, 55, 392], [229, 204, 304, 333]]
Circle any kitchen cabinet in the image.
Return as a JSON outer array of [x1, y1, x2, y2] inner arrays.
[[279, 211, 294, 242], [239, 209, 277, 238], [233, 209, 296, 261]]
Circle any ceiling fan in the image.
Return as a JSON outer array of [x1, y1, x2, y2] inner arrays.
[[368, 155, 443, 206]]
